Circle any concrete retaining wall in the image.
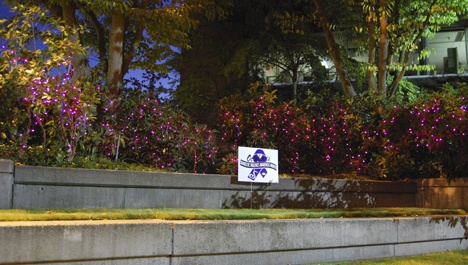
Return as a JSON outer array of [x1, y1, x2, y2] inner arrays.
[[0, 159, 417, 209], [0, 159, 14, 209], [1, 160, 467, 210], [416, 178, 468, 211], [0, 160, 467, 264], [0, 216, 467, 265]]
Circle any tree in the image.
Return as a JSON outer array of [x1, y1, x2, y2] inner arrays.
[[312, 0, 357, 97], [174, 0, 331, 124], [5, 0, 225, 112], [311, 0, 468, 97], [254, 32, 329, 105], [42, 0, 91, 83], [174, 0, 271, 125]]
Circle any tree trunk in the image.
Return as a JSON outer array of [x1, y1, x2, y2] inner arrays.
[[388, 51, 409, 96], [60, 1, 91, 82], [313, 0, 357, 97], [377, 0, 389, 96], [106, 12, 125, 112], [122, 0, 148, 76], [366, 1, 377, 93], [292, 70, 298, 106], [84, 10, 108, 74]]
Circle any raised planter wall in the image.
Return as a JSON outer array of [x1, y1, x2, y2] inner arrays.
[[0, 160, 467, 264], [0, 160, 417, 209], [0, 159, 14, 209], [0, 216, 467, 265], [1, 160, 467, 210], [415, 178, 468, 211]]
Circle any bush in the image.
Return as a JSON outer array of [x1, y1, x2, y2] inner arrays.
[[218, 84, 353, 175], [217, 83, 468, 180], [381, 84, 468, 179], [97, 88, 218, 173], [217, 83, 308, 173], [0, 87, 219, 173]]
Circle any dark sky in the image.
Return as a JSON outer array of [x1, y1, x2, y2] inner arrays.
[[0, 1, 13, 19]]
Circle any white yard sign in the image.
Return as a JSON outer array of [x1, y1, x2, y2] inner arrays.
[[238, 146, 279, 183]]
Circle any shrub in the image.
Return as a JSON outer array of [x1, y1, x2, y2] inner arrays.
[[389, 84, 467, 179], [0, 5, 99, 164], [218, 84, 356, 175], [97, 88, 218, 173], [217, 83, 308, 173], [217, 83, 468, 180]]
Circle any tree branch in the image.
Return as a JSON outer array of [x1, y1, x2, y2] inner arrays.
[[82, 8, 108, 74], [313, 0, 356, 97], [122, 0, 148, 76], [388, 0, 437, 96]]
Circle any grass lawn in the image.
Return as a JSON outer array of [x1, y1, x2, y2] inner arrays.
[[314, 250, 468, 264], [0, 207, 465, 222]]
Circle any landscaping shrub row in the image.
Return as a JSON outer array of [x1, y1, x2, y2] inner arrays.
[[217, 83, 468, 180], [1, 80, 466, 180]]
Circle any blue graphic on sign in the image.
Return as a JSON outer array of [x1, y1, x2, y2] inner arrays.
[[248, 168, 268, 181], [239, 149, 277, 181]]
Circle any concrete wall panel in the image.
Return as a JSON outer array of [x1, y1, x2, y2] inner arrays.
[[51, 259, 169, 265], [0, 220, 173, 264], [0, 160, 14, 209], [171, 245, 395, 265], [397, 216, 468, 242], [13, 185, 126, 209], [124, 188, 223, 209], [395, 239, 468, 257], [172, 218, 398, 255], [1, 217, 466, 265], [10, 165, 418, 210]]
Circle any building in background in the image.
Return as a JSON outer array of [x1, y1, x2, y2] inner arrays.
[[261, 20, 468, 89]]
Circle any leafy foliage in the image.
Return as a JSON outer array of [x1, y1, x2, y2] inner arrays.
[[0, 4, 217, 173], [97, 88, 218, 173], [217, 83, 468, 179], [302, 0, 468, 97], [0, 4, 98, 163]]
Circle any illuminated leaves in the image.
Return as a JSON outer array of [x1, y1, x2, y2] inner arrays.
[[0, 3, 97, 162], [307, 0, 468, 96], [218, 83, 468, 179], [103, 89, 218, 173]]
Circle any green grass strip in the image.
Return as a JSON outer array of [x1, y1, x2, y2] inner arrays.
[[316, 249, 468, 264], [0, 207, 465, 222]]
